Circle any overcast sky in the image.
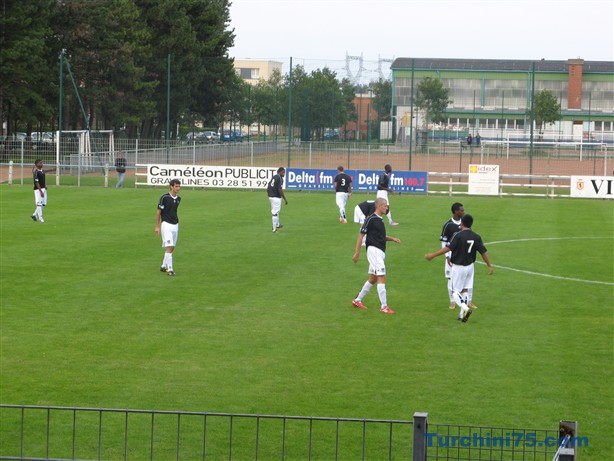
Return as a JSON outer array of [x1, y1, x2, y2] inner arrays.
[[228, 0, 614, 81]]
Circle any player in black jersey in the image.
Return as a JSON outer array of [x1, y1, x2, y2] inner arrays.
[[267, 167, 288, 232], [31, 159, 47, 222], [376, 164, 398, 226], [426, 214, 493, 322], [351, 198, 401, 314], [334, 166, 352, 223], [155, 179, 182, 276], [440, 202, 464, 308]]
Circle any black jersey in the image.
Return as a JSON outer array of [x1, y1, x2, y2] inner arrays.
[[334, 173, 352, 192], [158, 193, 181, 224], [440, 218, 462, 245], [360, 213, 387, 252], [267, 174, 283, 198], [33, 168, 46, 190], [377, 172, 390, 191], [358, 200, 376, 216], [447, 229, 487, 266]]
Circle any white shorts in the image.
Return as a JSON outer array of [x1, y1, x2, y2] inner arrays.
[[161, 221, 179, 248], [269, 197, 282, 215], [336, 192, 349, 210], [34, 188, 47, 207], [376, 190, 389, 203], [444, 251, 452, 278], [354, 205, 366, 224], [366, 246, 386, 276], [449, 263, 474, 293]]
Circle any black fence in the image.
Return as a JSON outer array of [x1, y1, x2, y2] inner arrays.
[[0, 405, 578, 461]]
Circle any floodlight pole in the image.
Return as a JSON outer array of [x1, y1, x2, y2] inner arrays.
[[57, 50, 65, 186], [166, 54, 171, 164], [529, 62, 535, 182], [287, 57, 293, 167], [408, 59, 415, 170]]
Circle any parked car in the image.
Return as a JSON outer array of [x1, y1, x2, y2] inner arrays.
[[323, 129, 340, 140], [32, 131, 55, 147], [222, 130, 246, 142], [202, 131, 220, 143]]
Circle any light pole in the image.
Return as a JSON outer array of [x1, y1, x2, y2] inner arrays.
[[367, 87, 373, 144]]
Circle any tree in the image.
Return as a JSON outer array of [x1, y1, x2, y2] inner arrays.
[[414, 77, 452, 130], [368, 78, 392, 140], [533, 90, 561, 134], [0, 0, 55, 135]]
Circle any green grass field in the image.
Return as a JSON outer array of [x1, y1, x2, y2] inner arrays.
[[1, 184, 612, 459]]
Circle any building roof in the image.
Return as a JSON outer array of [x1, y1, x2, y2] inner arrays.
[[390, 57, 614, 73]]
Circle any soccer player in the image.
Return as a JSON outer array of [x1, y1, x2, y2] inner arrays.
[[425, 214, 493, 322], [353, 199, 390, 225], [31, 159, 46, 223], [267, 167, 288, 233], [440, 202, 465, 309], [334, 166, 352, 223], [376, 164, 399, 226], [115, 152, 127, 188], [155, 179, 181, 276], [352, 198, 401, 315]]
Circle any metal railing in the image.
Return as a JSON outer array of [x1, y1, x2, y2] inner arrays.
[[0, 406, 578, 461]]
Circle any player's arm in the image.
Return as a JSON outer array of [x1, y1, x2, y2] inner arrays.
[[279, 186, 288, 205], [352, 231, 366, 263], [155, 208, 162, 235], [386, 236, 401, 244], [425, 246, 450, 261], [480, 251, 494, 275]]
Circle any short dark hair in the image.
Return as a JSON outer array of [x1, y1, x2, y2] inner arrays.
[[337, 166, 344, 172], [169, 179, 181, 186], [451, 202, 463, 213], [35, 159, 42, 165], [384, 164, 392, 173], [277, 167, 285, 173], [461, 214, 473, 228]]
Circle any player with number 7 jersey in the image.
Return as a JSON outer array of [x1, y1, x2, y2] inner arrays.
[[425, 214, 493, 322]]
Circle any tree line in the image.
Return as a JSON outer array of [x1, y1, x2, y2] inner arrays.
[[1, 0, 395, 141]]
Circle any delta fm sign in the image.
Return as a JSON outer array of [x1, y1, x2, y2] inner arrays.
[[285, 168, 427, 193]]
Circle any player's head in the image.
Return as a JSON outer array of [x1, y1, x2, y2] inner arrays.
[[337, 166, 344, 172], [35, 159, 43, 168], [451, 202, 464, 217], [277, 167, 286, 176], [374, 198, 388, 215], [169, 178, 181, 189], [384, 164, 392, 173], [461, 214, 473, 228]]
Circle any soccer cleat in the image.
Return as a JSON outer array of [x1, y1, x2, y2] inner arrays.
[[277, 224, 283, 228], [380, 306, 395, 314], [390, 221, 399, 226], [167, 270, 176, 276], [339, 217, 344, 223], [468, 302, 479, 309], [352, 299, 368, 309], [342, 219, 347, 224], [39, 218, 45, 223], [160, 266, 167, 272], [31, 214, 37, 222], [449, 302, 456, 309], [462, 309, 473, 323]]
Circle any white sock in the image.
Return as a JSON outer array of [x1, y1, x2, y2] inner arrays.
[[468, 288, 474, 304], [448, 279, 454, 303], [453, 291, 468, 309], [387, 211, 393, 224], [272, 215, 278, 230], [356, 281, 373, 301], [377, 284, 387, 308], [163, 253, 173, 270]]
